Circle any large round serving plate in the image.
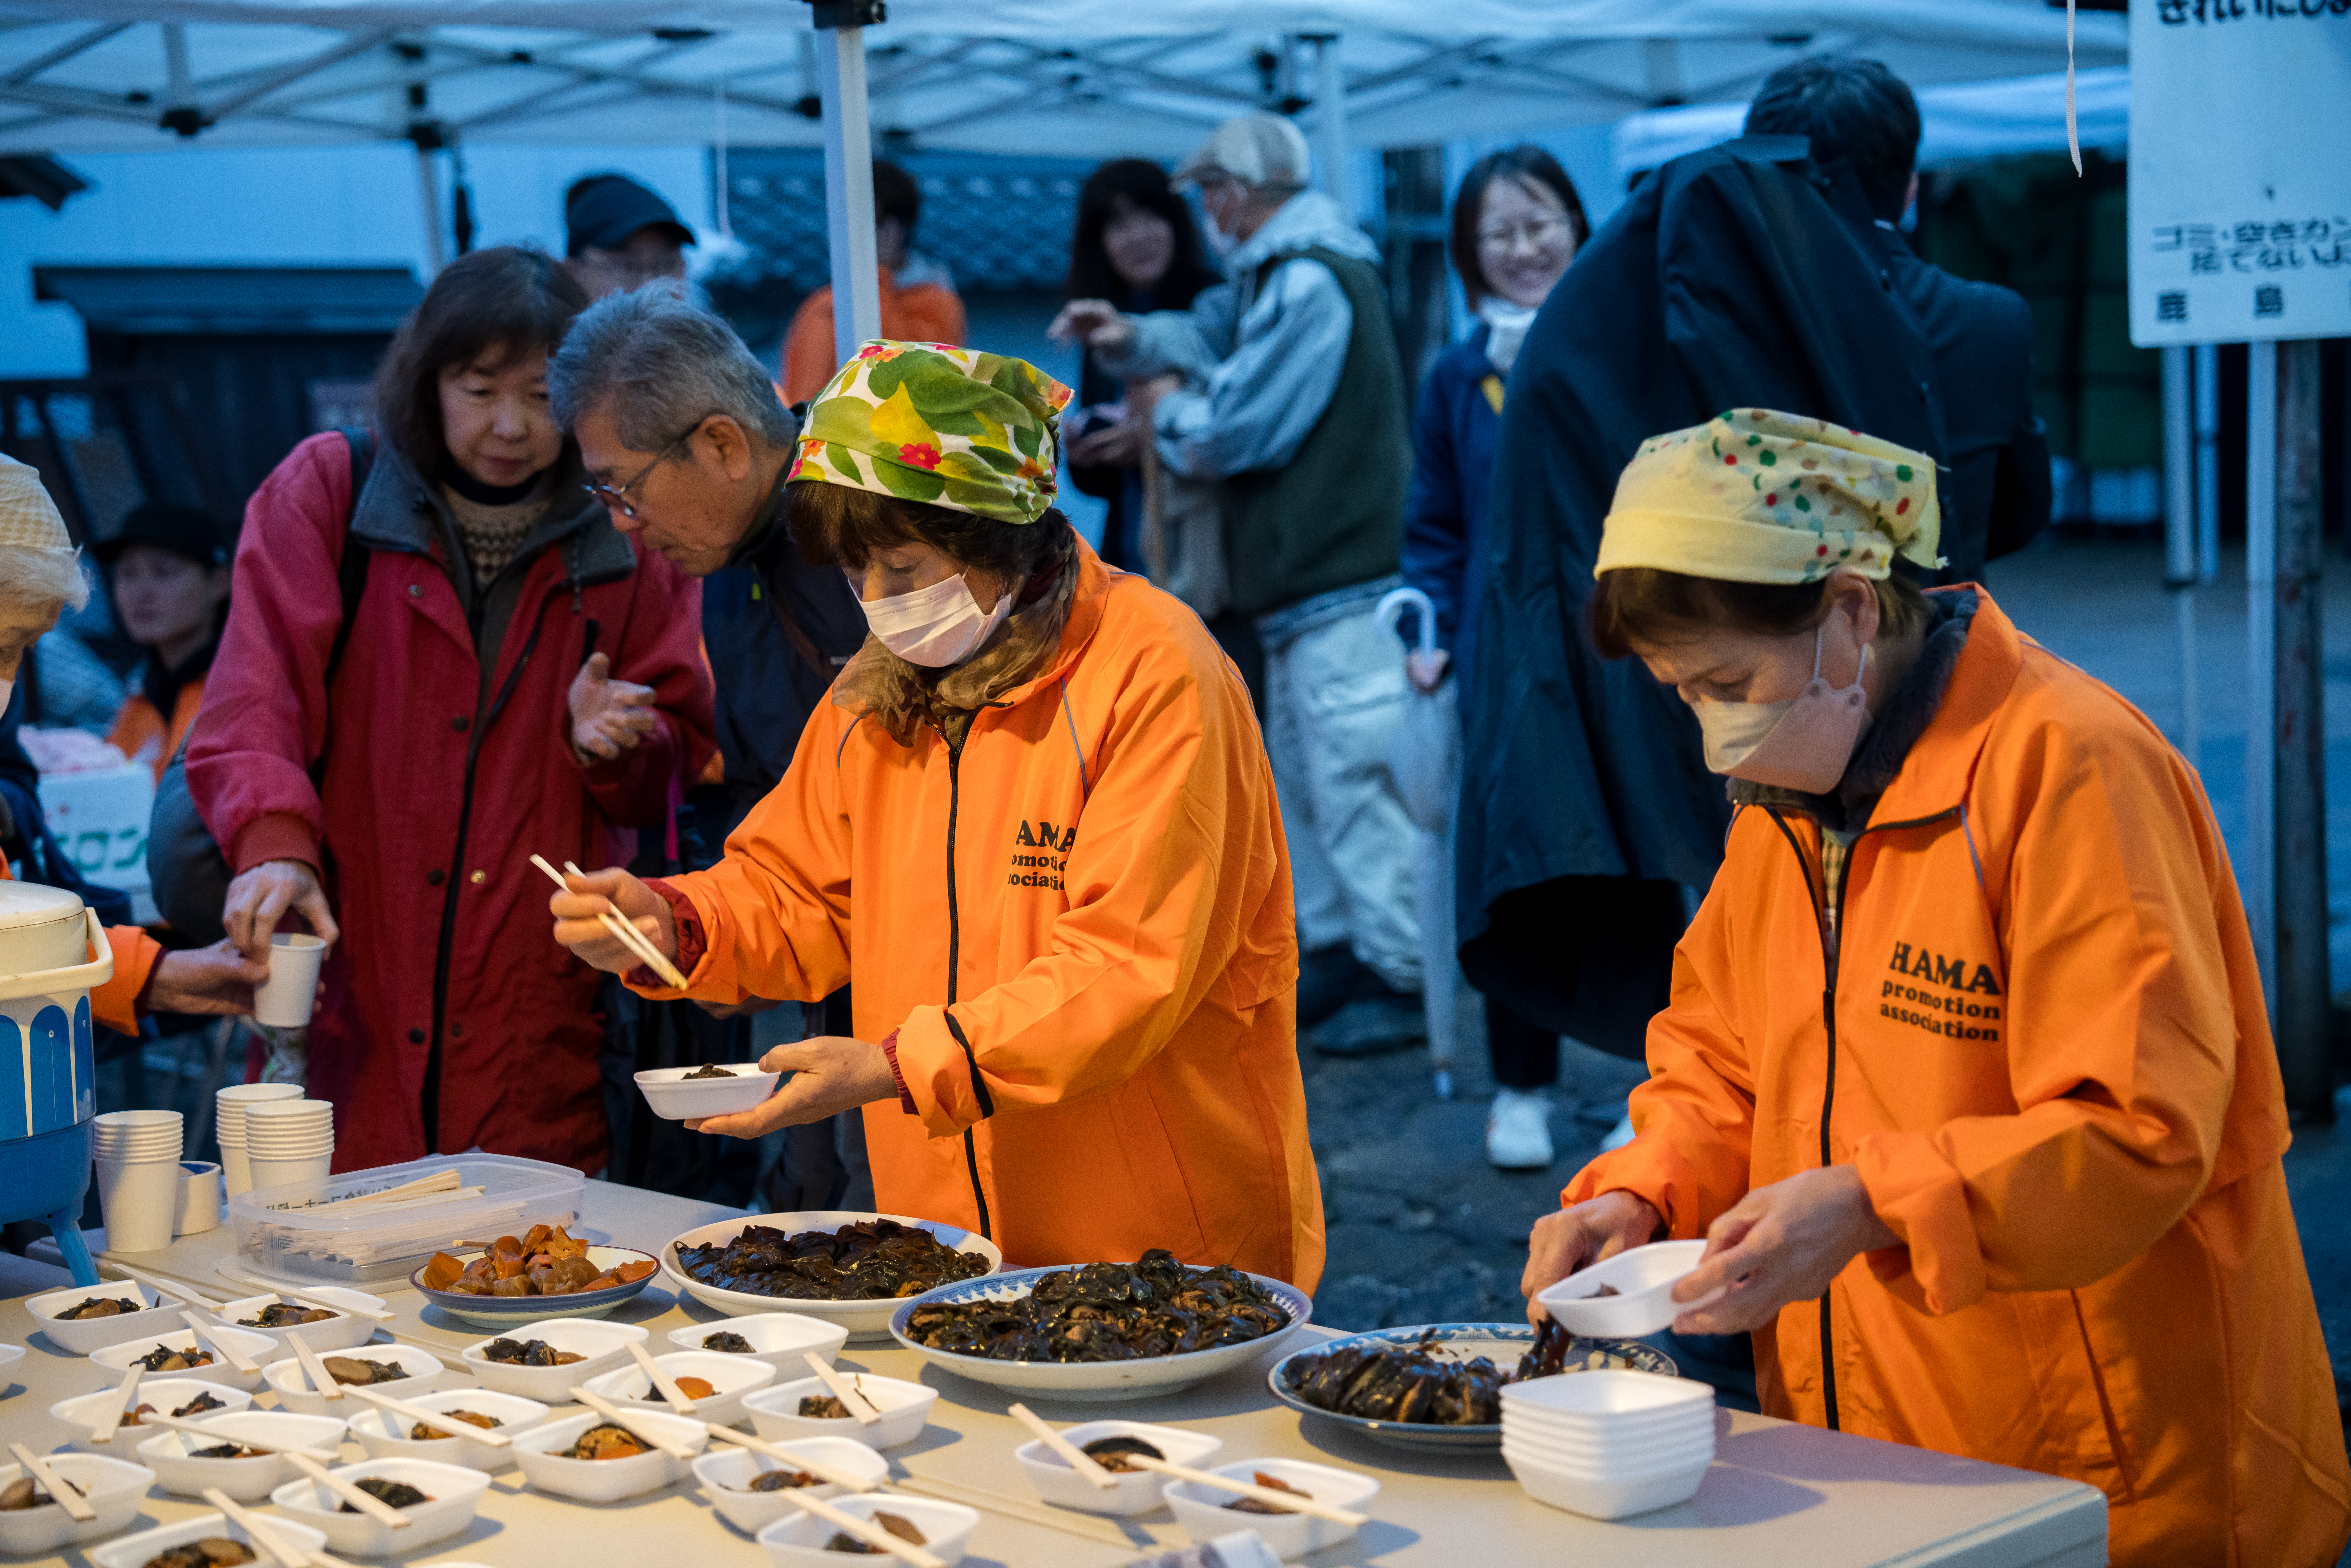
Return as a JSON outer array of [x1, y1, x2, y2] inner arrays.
[[408, 1245, 659, 1328], [660, 1211, 1002, 1341], [889, 1264, 1311, 1402], [1267, 1323, 1679, 1451]]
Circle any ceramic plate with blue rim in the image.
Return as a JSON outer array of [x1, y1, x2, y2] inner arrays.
[[407, 1245, 661, 1329], [1267, 1323, 1679, 1451], [889, 1264, 1312, 1402]]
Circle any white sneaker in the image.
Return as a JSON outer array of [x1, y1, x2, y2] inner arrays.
[[1486, 1088, 1555, 1170], [1600, 1111, 1637, 1151]]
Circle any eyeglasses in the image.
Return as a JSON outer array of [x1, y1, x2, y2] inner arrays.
[[582, 415, 715, 518], [1476, 212, 1573, 253]]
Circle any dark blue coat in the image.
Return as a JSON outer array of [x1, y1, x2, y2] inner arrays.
[[1401, 325, 1503, 699]]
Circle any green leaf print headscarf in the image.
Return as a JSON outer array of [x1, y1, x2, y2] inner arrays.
[[790, 339, 1073, 525]]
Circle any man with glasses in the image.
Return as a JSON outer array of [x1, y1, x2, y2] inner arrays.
[[551, 286, 870, 1207], [563, 174, 694, 301], [1049, 114, 1424, 1058]]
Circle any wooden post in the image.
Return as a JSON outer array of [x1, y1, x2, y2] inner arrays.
[[2272, 337, 2331, 1123]]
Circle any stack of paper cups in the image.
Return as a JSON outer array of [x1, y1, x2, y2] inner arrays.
[[215, 1082, 305, 1198], [91, 1109, 185, 1252], [241, 1097, 335, 1190]]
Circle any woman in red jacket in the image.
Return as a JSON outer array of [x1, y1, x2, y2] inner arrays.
[[187, 247, 715, 1174]]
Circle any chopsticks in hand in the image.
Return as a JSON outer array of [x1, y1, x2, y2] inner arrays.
[[532, 855, 690, 990]]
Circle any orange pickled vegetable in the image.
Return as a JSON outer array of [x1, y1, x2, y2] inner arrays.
[[421, 1253, 466, 1292]]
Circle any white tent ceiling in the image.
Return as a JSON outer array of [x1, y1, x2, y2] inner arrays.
[[0, 0, 2124, 156]]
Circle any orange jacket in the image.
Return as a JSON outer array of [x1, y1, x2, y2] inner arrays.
[[107, 674, 205, 784], [780, 269, 969, 405], [0, 860, 158, 1036], [1565, 589, 2349, 1566], [646, 540, 1322, 1288]]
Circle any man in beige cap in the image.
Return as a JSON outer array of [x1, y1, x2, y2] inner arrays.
[[1050, 114, 1423, 1057]]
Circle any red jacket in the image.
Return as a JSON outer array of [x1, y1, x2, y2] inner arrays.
[[188, 433, 714, 1174]]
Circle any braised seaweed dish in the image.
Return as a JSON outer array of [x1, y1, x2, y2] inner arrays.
[[132, 1344, 214, 1372], [238, 1303, 336, 1328], [51, 1296, 142, 1320], [411, 1410, 503, 1440], [899, 1249, 1289, 1362], [674, 1219, 987, 1301], [1280, 1318, 1580, 1426], [142, 1541, 254, 1568], [701, 1331, 755, 1354], [479, 1337, 583, 1367]]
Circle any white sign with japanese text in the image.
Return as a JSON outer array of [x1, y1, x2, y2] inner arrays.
[[2127, 0, 2351, 345]]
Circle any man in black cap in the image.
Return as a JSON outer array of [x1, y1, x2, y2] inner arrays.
[[563, 173, 695, 300], [98, 500, 231, 780]]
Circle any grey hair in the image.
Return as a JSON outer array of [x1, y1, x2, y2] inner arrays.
[[548, 286, 794, 451], [0, 546, 91, 614]]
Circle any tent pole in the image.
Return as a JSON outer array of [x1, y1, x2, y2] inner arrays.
[[816, 16, 882, 365], [414, 142, 445, 276], [1310, 34, 1347, 214], [2160, 345, 2197, 767], [2193, 343, 2220, 582], [2244, 338, 2276, 1015]]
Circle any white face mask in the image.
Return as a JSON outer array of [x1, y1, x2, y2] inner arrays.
[[859, 570, 1014, 668], [1690, 626, 1872, 795]]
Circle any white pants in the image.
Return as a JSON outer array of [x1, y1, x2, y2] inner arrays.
[[1259, 590, 1422, 992]]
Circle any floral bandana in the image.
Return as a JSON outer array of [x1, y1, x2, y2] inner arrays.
[[791, 340, 1072, 525], [1594, 409, 1944, 585]]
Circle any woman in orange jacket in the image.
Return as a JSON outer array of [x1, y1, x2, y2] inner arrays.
[[99, 500, 231, 781], [1522, 410, 2349, 1566], [552, 342, 1322, 1290]]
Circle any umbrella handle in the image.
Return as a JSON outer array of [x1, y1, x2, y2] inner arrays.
[[1376, 586, 1438, 656]]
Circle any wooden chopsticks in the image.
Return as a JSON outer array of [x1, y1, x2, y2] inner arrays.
[[180, 1312, 258, 1375], [283, 1451, 408, 1528], [1119, 1454, 1369, 1526], [337, 1384, 512, 1446], [124, 1411, 338, 1460], [284, 1331, 343, 1402], [106, 1264, 223, 1311], [1007, 1403, 1117, 1490], [803, 1351, 882, 1425], [6, 1443, 95, 1522], [703, 1425, 879, 1492], [531, 855, 690, 989], [625, 1339, 696, 1414], [201, 1486, 366, 1568], [88, 1365, 141, 1446], [778, 1489, 946, 1568], [570, 1386, 699, 1462]]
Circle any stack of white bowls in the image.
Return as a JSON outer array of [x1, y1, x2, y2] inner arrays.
[[1499, 1369, 1718, 1520], [91, 1109, 184, 1252], [240, 1098, 335, 1190], [215, 1083, 305, 1197]]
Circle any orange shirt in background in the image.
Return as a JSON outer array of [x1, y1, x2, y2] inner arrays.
[[781, 267, 968, 405]]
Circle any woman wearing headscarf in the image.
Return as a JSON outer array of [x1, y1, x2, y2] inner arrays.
[[1521, 410, 2349, 1566], [1400, 144, 1586, 1171], [550, 341, 1322, 1288]]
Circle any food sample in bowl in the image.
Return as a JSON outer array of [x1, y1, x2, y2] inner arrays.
[[320, 1356, 408, 1386], [120, 1390, 228, 1428], [701, 1331, 755, 1354], [479, 1338, 584, 1367], [1226, 1472, 1310, 1515], [338, 1478, 431, 1512], [420, 1224, 656, 1298], [561, 1424, 646, 1461], [826, 1512, 927, 1554], [900, 1250, 1289, 1362], [409, 1411, 503, 1441], [186, 1444, 270, 1461], [740, 1468, 817, 1493], [1081, 1436, 1164, 1472], [681, 1064, 737, 1079], [51, 1297, 138, 1321], [0, 1475, 84, 1509], [673, 1218, 987, 1301], [1283, 1329, 1508, 1425], [236, 1304, 336, 1329], [645, 1376, 717, 1404], [141, 1542, 254, 1568], [799, 1395, 851, 1420], [132, 1344, 214, 1372]]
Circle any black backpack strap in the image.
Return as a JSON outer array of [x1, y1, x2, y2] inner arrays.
[[308, 427, 375, 787]]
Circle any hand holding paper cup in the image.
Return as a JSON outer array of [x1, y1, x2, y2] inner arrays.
[[253, 933, 328, 1028]]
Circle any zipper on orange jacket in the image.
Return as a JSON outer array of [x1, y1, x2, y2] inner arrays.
[[932, 722, 993, 1242]]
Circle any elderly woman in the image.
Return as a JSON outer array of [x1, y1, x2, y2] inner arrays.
[[550, 341, 1322, 1288], [1522, 410, 2349, 1565], [187, 246, 715, 1174], [0, 457, 261, 1027]]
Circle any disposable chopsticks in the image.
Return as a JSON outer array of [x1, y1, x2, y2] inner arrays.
[[779, 1489, 947, 1568], [530, 855, 690, 989], [570, 1385, 698, 1462], [5, 1443, 96, 1522], [888, 1470, 1136, 1550], [703, 1426, 879, 1492], [202, 1485, 366, 1568], [1119, 1454, 1369, 1526], [803, 1351, 882, 1426], [625, 1339, 697, 1414], [338, 1384, 512, 1446], [180, 1312, 259, 1374], [1006, 1403, 1117, 1490], [88, 1364, 141, 1445], [106, 1264, 223, 1311], [284, 1330, 343, 1402], [264, 1286, 394, 1323], [283, 1450, 409, 1528], [130, 1411, 341, 1460]]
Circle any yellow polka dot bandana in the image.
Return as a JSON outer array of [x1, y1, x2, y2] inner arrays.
[[1594, 409, 1943, 585]]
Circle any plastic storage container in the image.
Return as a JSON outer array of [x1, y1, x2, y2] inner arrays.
[[228, 1153, 584, 1285]]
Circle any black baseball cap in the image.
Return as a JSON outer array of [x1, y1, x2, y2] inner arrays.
[[565, 174, 695, 256], [96, 501, 228, 569]]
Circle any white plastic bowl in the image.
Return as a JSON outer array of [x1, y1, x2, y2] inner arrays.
[[1505, 1448, 1713, 1519], [691, 1438, 891, 1534], [1500, 1368, 1715, 1423], [1532, 1240, 1722, 1338], [661, 1212, 1002, 1340], [0, 1340, 23, 1387], [206, 1289, 384, 1354], [511, 1408, 708, 1502], [50, 1376, 255, 1453], [635, 1063, 784, 1120], [1503, 1434, 1717, 1482], [136, 1410, 348, 1500], [346, 1388, 551, 1472], [88, 1510, 328, 1568], [741, 1372, 937, 1451], [91, 1324, 277, 1391], [27, 1283, 183, 1355], [666, 1312, 849, 1373], [581, 1349, 776, 1428], [265, 1345, 446, 1415], [1014, 1419, 1224, 1517], [754, 1494, 978, 1567], [456, 1317, 647, 1401], [269, 1457, 491, 1556], [1164, 1457, 1380, 1562], [0, 1452, 155, 1554], [1496, 1417, 1718, 1463]]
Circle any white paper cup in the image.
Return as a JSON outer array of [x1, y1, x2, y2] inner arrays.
[[247, 1151, 333, 1189], [96, 1156, 182, 1251], [220, 1144, 254, 1199], [217, 1083, 303, 1141], [254, 934, 327, 1027], [174, 1161, 223, 1235]]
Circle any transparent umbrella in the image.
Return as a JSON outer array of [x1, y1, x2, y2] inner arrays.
[[1376, 586, 1459, 1100]]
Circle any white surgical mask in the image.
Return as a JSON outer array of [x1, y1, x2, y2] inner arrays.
[[1690, 626, 1872, 794], [859, 570, 1014, 668]]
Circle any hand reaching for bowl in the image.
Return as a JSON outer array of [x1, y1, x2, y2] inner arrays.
[[1661, 1166, 1897, 1336], [548, 865, 676, 974], [687, 1035, 899, 1139], [1521, 1189, 1663, 1324], [568, 652, 658, 761]]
